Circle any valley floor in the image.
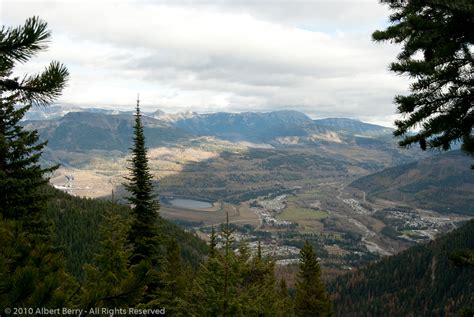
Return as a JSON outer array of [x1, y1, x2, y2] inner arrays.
[[51, 163, 471, 276]]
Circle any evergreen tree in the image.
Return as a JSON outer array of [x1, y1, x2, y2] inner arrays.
[[189, 216, 241, 316], [277, 279, 294, 316], [79, 210, 151, 309], [124, 97, 161, 265], [220, 213, 236, 316], [189, 239, 229, 316], [0, 16, 68, 230], [237, 241, 293, 317], [190, 218, 292, 316], [0, 16, 71, 308], [372, 0, 474, 167], [209, 226, 218, 259], [294, 241, 333, 317], [154, 238, 189, 315], [0, 215, 75, 309]]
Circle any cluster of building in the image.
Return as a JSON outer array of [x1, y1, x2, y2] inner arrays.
[[247, 240, 300, 261], [257, 195, 287, 211], [251, 195, 296, 228], [342, 198, 371, 215], [382, 209, 456, 231], [252, 208, 294, 228], [211, 232, 301, 265], [380, 208, 459, 241]]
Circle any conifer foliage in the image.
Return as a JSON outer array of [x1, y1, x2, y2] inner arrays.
[[372, 1, 474, 167], [0, 16, 68, 226], [79, 210, 151, 309], [0, 16, 71, 308], [124, 97, 161, 264], [294, 241, 333, 317], [190, 218, 298, 316]]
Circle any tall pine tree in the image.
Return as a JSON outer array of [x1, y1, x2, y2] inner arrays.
[[294, 241, 333, 317], [0, 16, 68, 231], [0, 16, 72, 308], [124, 97, 161, 265]]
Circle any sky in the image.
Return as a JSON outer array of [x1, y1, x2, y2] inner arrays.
[[1, 0, 409, 126]]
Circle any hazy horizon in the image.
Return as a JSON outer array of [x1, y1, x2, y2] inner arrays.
[[30, 102, 396, 128]]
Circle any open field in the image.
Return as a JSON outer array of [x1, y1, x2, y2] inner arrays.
[[277, 201, 328, 222], [160, 203, 260, 229]]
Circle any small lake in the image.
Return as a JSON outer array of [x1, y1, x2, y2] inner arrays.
[[169, 198, 213, 209]]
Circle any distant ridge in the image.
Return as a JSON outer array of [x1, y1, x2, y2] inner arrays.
[[23, 106, 427, 171], [314, 118, 392, 135], [24, 106, 398, 145], [173, 110, 314, 142], [23, 111, 190, 151]]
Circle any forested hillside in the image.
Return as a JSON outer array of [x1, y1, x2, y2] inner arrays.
[[329, 220, 474, 317], [44, 186, 208, 279], [350, 150, 474, 215]]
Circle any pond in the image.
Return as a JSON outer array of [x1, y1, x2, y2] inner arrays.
[[169, 198, 213, 209]]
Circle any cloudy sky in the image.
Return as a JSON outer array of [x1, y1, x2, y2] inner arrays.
[[2, 0, 408, 126]]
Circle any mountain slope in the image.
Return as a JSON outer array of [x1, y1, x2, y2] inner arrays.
[[350, 150, 474, 215], [23, 112, 191, 151], [313, 118, 392, 135], [174, 110, 315, 142], [24, 106, 407, 149], [172, 111, 408, 150], [329, 219, 474, 317], [22, 108, 432, 181]]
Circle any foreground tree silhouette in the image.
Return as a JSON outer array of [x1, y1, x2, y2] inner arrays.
[[0, 17, 72, 307], [124, 97, 161, 265], [373, 2, 474, 295], [372, 1, 474, 168], [0, 16, 68, 228], [294, 241, 333, 317]]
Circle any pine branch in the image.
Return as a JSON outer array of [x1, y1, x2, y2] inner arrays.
[[18, 61, 69, 105], [0, 16, 50, 64]]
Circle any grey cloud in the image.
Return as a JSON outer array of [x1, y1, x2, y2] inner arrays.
[[3, 1, 405, 126]]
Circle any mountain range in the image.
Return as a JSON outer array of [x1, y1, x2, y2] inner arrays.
[[23, 111, 190, 151], [24, 105, 398, 150]]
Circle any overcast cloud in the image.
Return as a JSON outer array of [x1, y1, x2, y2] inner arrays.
[[1, 0, 408, 126]]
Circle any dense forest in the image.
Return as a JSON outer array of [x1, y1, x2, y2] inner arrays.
[[329, 220, 474, 317], [44, 186, 208, 279]]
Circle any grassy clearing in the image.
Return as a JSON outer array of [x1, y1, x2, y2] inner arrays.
[[277, 199, 328, 233], [277, 205, 328, 221], [293, 190, 327, 200]]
